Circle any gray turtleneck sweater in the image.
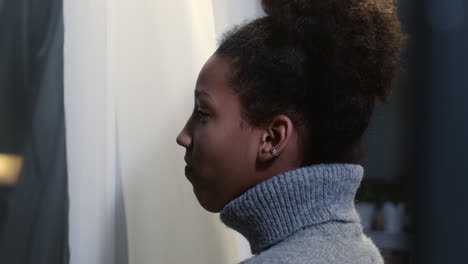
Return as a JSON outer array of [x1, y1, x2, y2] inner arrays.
[[220, 164, 383, 264]]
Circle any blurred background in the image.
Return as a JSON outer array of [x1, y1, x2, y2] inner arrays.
[[0, 0, 467, 264]]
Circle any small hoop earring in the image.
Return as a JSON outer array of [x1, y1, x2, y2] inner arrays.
[[271, 148, 279, 157]]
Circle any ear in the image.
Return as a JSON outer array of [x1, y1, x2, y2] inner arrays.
[[257, 115, 294, 163]]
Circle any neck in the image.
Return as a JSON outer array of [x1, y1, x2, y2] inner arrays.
[[220, 163, 363, 254]]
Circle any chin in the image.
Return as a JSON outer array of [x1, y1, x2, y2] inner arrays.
[[201, 204, 222, 213], [193, 187, 225, 213]]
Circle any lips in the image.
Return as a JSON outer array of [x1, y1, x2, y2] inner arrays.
[[184, 154, 191, 167], [184, 153, 193, 178], [184, 165, 194, 184]]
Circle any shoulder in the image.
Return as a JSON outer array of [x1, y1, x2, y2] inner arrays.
[[242, 228, 383, 264]]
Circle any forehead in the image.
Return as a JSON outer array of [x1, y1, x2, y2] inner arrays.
[[195, 55, 236, 100]]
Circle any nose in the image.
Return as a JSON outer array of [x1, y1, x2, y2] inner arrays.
[[176, 120, 192, 149]]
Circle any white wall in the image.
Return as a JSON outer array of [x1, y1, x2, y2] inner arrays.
[[64, 0, 127, 263], [65, 0, 238, 263], [109, 0, 238, 263], [212, 0, 264, 38]]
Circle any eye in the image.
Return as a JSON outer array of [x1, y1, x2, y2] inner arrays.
[[196, 110, 208, 118], [195, 109, 209, 121]]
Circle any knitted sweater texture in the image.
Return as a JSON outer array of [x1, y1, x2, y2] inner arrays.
[[220, 164, 383, 264]]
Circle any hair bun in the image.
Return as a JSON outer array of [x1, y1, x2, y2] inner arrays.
[[261, 0, 338, 40], [261, 0, 406, 102]]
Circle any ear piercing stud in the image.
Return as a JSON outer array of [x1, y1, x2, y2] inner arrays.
[[271, 148, 279, 157]]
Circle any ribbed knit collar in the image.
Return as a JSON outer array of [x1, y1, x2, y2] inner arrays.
[[220, 164, 363, 254]]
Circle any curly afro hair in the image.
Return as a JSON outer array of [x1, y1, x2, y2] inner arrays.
[[216, 0, 406, 165]]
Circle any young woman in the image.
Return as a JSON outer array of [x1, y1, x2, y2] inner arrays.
[[177, 0, 405, 263]]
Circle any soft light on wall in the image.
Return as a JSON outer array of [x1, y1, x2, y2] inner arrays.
[[0, 154, 23, 186]]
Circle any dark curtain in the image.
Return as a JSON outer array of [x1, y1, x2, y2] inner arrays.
[[408, 1, 468, 263], [0, 0, 68, 263]]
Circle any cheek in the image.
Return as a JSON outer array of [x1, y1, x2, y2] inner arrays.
[[192, 132, 255, 212], [192, 128, 232, 182], [192, 123, 254, 186]]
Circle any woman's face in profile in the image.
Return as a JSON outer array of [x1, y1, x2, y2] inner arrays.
[[176, 54, 262, 212]]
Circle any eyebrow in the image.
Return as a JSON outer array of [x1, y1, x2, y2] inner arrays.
[[194, 90, 211, 99]]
